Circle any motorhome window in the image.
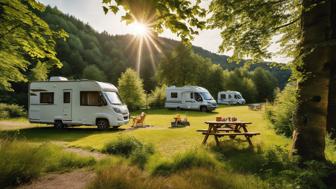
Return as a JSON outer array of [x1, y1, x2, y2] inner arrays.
[[190, 92, 193, 99], [171, 92, 178, 98], [194, 93, 202, 101], [228, 94, 232, 99], [200, 92, 213, 100], [63, 92, 70, 103], [80, 91, 102, 106], [220, 94, 226, 99], [235, 94, 241, 99], [104, 92, 122, 105], [40, 92, 54, 104]]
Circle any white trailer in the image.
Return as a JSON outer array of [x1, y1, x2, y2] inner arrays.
[[217, 91, 246, 105], [164, 86, 217, 112], [28, 77, 129, 129]]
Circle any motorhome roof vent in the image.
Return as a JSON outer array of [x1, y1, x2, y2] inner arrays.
[[49, 76, 68, 81]]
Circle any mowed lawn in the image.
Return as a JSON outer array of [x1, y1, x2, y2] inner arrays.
[[0, 105, 290, 157]]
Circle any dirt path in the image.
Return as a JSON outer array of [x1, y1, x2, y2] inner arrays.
[[64, 146, 107, 160], [17, 169, 95, 189], [0, 120, 37, 130], [15, 143, 107, 189]]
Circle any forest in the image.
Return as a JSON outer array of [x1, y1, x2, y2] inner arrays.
[[0, 6, 290, 108]]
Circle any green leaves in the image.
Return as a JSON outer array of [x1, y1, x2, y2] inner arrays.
[[102, 0, 206, 43], [208, 0, 301, 62], [0, 0, 67, 90]]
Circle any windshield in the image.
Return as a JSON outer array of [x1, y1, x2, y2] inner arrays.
[[104, 92, 122, 105], [200, 92, 213, 100], [235, 94, 242, 99]]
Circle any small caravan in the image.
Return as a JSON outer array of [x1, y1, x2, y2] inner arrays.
[[165, 86, 217, 112], [29, 77, 129, 129], [217, 91, 246, 105]]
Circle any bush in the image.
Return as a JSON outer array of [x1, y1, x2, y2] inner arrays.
[[102, 136, 154, 169], [0, 103, 26, 119], [212, 144, 336, 189], [0, 139, 95, 188], [148, 85, 166, 108], [265, 83, 297, 137], [118, 68, 146, 110], [152, 149, 217, 176]]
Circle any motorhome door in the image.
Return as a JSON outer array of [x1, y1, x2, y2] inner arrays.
[[63, 89, 72, 120], [182, 92, 193, 109]]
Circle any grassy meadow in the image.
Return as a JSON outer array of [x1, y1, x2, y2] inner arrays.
[[1, 105, 336, 189]]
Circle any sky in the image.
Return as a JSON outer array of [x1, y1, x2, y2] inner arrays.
[[38, 0, 290, 63]]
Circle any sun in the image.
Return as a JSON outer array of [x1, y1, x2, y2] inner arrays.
[[129, 22, 149, 37]]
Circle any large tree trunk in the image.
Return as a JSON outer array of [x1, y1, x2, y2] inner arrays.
[[291, 0, 332, 161], [327, 0, 336, 138]]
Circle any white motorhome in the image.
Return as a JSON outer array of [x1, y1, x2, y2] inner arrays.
[[217, 91, 246, 105], [29, 77, 129, 129], [165, 86, 217, 112]]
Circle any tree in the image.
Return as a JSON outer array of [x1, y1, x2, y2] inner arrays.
[[0, 0, 67, 91], [252, 67, 278, 102], [82, 65, 107, 81], [209, 0, 335, 160], [118, 68, 146, 110], [223, 69, 258, 103], [158, 45, 199, 86]]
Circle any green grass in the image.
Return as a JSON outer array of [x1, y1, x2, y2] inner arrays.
[[0, 139, 95, 188], [0, 106, 290, 155], [1, 105, 335, 188]]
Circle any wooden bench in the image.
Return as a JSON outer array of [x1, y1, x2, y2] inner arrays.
[[202, 132, 260, 146]]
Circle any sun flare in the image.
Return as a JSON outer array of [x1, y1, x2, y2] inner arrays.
[[129, 22, 149, 37]]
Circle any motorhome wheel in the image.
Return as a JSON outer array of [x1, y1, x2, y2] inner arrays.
[[97, 119, 110, 130], [200, 106, 207, 112], [54, 120, 64, 129]]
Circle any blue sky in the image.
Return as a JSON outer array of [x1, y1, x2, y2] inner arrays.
[[38, 0, 290, 63]]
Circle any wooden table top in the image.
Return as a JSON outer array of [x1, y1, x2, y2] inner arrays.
[[204, 120, 252, 125]]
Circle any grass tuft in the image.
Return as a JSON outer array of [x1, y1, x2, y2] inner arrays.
[[152, 149, 218, 176], [102, 136, 154, 169], [0, 139, 95, 188]]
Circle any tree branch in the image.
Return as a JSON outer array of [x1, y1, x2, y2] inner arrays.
[[272, 17, 300, 31]]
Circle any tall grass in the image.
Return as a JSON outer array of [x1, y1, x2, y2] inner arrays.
[[211, 144, 336, 189], [0, 139, 95, 188], [89, 163, 270, 189], [102, 136, 154, 169], [152, 149, 218, 176]]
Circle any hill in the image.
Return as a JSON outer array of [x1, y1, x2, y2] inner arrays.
[[41, 6, 290, 90]]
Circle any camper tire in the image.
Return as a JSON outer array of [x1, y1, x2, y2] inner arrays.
[[200, 106, 207, 112], [96, 119, 110, 130], [54, 120, 64, 129]]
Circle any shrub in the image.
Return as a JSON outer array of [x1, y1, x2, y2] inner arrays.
[[148, 85, 166, 108], [0, 103, 26, 119], [118, 68, 146, 110], [152, 149, 217, 176], [0, 139, 95, 188], [102, 136, 154, 169], [265, 83, 297, 137]]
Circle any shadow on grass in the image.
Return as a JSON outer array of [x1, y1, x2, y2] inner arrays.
[[0, 126, 125, 142], [210, 142, 288, 175], [132, 109, 220, 117]]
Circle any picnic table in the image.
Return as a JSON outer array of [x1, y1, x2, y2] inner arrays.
[[196, 120, 260, 146]]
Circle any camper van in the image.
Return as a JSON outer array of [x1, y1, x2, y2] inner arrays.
[[28, 77, 129, 129], [217, 91, 246, 105], [165, 86, 217, 112]]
